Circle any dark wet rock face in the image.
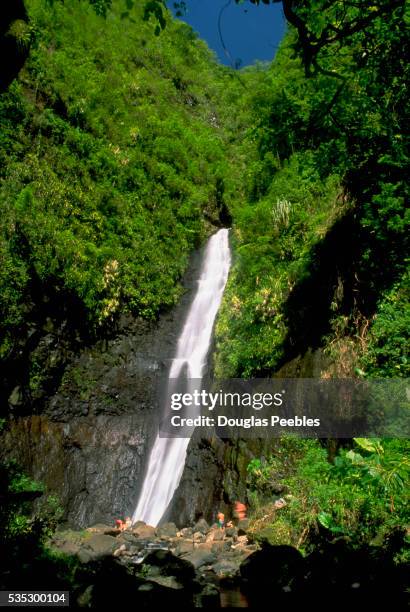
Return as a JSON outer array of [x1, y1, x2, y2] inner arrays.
[[2, 413, 153, 527], [157, 522, 178, 539], [0, 249, 213, 527], [194, 518, 211, 535], [166, 434, 226, 527], [169, 435, 280, 527]]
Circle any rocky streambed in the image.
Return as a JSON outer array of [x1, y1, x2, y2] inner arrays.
[[49, 518, 256, 607], [47, 518, 405, 607]]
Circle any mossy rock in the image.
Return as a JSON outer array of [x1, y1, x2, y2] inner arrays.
[[252, 520, 293, 547]]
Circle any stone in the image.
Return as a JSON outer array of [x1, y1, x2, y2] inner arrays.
[[179, 527, 193, 538], [240, 550, 255, 562], [157, 522, 178, 538], [8, 386, 23, 408], [211, 541, 230, 554], [225, 527, 238, 539], [53, 540, 80, 556], [274, 497, 287, 509], [237, 519, 249, 534], [206, 528, 226, 543], [240, 544, 305, 601], [113, 544, 127, 557], [87, 523, 112, 532], [148, 576, 183, 590], [138, 584, 154, 593], [194, 542, 213, 552], [176, 540, 194, 555], [134, 524, 156, 539], [120, 549, 136, 557], [193, 518, 210, 535], [85, 534, 119, 558], [132, 521, 146, 530], [193, 531, 206, 542], [77, 549, 92, 564], [212, 529, 225, 542], [185, 549, 217, 569], [76, 585, 93, 607], [118, 533, 139, 545], [244, 545, 257, 555], [212, 559, 241, 578], [197, 583, 220, 607], [142, 549, 196, 584], [87, 555, 195, 607], [102, 528, 122, 536]]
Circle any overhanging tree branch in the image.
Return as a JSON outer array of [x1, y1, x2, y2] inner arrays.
[[246, 0, 406, 77]]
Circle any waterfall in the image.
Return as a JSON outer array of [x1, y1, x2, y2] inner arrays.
[[132, 228, 231, 527]]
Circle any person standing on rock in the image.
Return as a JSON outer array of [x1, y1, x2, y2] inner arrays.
[[115, 518, 125, 531], [234, 501, 247, 521], [115, 518, 131, 532], [124, 516, 132, 530], [217, 512, 225, 529]]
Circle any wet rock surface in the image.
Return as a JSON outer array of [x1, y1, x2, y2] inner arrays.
[[49, 520, 255, 606], [0, 247, 223, 527], [1, 413, 153, 527], [1, 406, 277, 528], [50, 521, 255, 571]]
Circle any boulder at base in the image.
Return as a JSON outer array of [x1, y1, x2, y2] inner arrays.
[[240, 544, 305, 602]]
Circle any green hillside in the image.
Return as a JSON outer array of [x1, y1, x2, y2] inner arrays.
[[0, 0, 234, 362], [214, 12, 409, 379]]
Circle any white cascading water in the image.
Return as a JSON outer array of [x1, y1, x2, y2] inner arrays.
[[132, 228, 231, 527]]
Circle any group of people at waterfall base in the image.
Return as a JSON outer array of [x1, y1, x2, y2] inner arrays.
[[216, 501, 247, 529], [113, 501, 247, 532], [115, 516, 132, 531]]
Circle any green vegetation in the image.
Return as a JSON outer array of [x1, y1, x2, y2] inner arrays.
[[215, 150, 345, 375], [212, 0, 409, 568], [215, 2, 409, 378], [2, 3, 407, 381], [0, 456, 69, 589], [359, 273, 410, 377], [247, 437, 409, 559], [0, 0, 233, 362]]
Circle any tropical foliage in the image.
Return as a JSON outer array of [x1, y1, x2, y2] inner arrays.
[[0, 0, 233, 362], [247, 437, 409, 558]]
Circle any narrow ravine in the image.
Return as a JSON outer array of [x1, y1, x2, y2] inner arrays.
[[132, 229, 231, 526]]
